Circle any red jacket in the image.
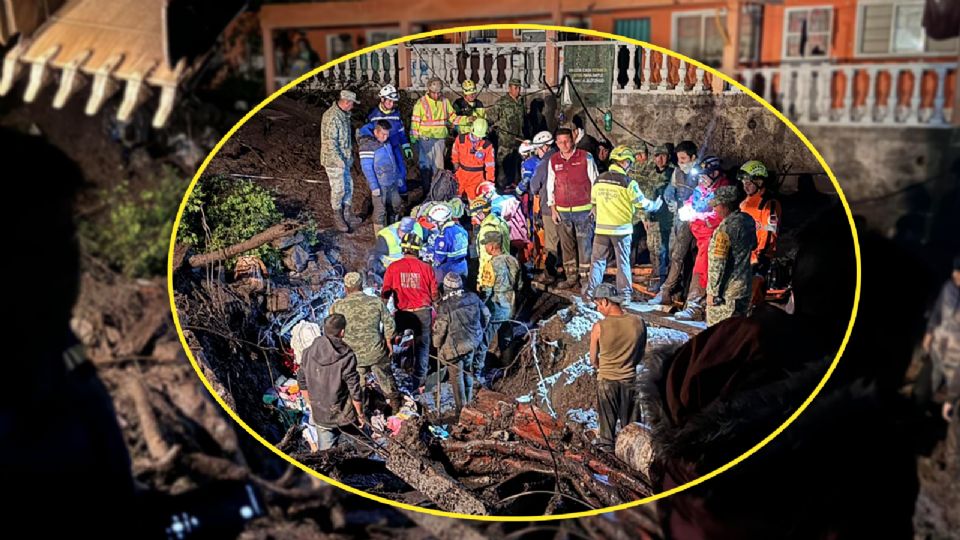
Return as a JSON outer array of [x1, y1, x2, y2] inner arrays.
[[381, 255, 437, 311]]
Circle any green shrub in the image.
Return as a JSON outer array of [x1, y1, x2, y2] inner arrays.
[[178, 175, 284, 270], [80, 166, 187, 278]]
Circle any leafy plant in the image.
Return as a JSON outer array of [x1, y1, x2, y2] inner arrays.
[[80, 166, 187, 278], [178, 175, 284, 269]]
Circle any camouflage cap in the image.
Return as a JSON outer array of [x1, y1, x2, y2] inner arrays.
[[339, 90, 360, 103], [508, 78, 522, 87], [710, 185, 741, 207], [480, 230, 503, 246], [653, 144, 669, 156], [593, 283, 624, 304], [343, 271, 363, 289]]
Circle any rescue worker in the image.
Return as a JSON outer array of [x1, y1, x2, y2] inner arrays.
[[381, 233, 438, 394], [491, 78, 525, 187], [297, 313, 365, 450], [470, 197, 510, 281], [630, 144, 674, 291], [517, 139, 540, 197], [329, 272, 401, 412], [426, 203, 469, 284], [358, 119, 403, 227], [705, 186, 758, 326], [368, 217, 424, 279], [649, 140, 699, 305], [477, 231, 521, 382], [738, 160, 782, 304], [320, 89, 361, 232], [433, 272, 489, 415], [367, 84, 411, 195], [587, 145, 660, 301], [490, 187, 530, 267], [410, 77, 461, 195], [547, 128, 600, 290], [674, 156, 733, 321], [453, 79, 486, 134], [572, 114, 601, 162], [451, 117, 495, 201], [923, 256, 960, 423], [588, 283, 646, 450], [527, 131, 560, 284]]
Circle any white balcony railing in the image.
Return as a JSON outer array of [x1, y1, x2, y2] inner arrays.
[[740, 62, 956, 128], [274, 42, 955, 129]]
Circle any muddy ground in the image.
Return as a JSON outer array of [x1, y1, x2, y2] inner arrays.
[[4, 76, 957, 536]]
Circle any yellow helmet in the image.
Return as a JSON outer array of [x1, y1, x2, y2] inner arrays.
[[609, 145, 636, 163], [471, 118, 489, 138], [739, 160, 768, 179], [462, 79, 478, 95]]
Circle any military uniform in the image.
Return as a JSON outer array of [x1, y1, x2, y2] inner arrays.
[[320, 98, 355, 211], [329, 289, 400, 402], [491, 80, 525, 186], [477, 232, 521, 377], [629, 147, 674, 288], [705, 188, 758, 326]]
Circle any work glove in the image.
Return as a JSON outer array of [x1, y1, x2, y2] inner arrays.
[[372, 188, 381, 197], [402, 144, 413, 159], [639, 196, 663, 213], [409, 134, 418, 145], [677, 204, 696, 222]]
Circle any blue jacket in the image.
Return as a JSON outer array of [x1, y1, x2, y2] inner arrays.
[[366, 105, 410, 151], [429, 222, 469, 276], [517, 154, 541, 195], [357, 124, 401, 192]]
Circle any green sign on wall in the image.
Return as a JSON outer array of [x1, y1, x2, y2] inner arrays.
[[563, 44, 615, 109]]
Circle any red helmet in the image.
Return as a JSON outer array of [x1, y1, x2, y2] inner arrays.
[[475, 181, 496, 199]]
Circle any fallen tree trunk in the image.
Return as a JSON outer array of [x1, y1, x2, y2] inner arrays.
[[187, 220, 303, 268], [385, 445, 490, 515]]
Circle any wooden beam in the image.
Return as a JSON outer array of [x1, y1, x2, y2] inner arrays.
[[720, 0, 741, 77], [263, 23, 276, 94]]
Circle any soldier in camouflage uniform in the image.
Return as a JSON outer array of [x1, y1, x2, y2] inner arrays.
[[923, 257, 960, 421], [491, 78, 526, 188], [321, 90, 361, 232], [476, 231, 521, 381], [705, 186, 757, 326], [629, 143, 674, 290], [329, 272, 401, 411]]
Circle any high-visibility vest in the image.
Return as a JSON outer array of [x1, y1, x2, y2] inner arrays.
[[740, 191, 781, 264], [411, 95, 456, 139], [592, 164, 643, 236], [377, 222, 424, 268]]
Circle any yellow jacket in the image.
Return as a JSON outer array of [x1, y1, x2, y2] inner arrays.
[[411, 95, 458, 140], [592, 164, 644, 236]]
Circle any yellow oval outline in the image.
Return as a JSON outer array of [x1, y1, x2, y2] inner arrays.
[[167, 23, 861, 522]]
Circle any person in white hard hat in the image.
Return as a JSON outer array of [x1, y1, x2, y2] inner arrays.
[[367, 84, 412, 195]]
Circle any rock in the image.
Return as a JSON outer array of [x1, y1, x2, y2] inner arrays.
[[283, 245, 310, 272], [152, 340, 186, 363], [266, 289, 292, 312], [271, 232, 305, 250]]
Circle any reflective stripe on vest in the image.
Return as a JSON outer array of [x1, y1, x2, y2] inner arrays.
[[551, 149, 592, 212], [418, 96, 450, 130], [378, 223, 424, 267]]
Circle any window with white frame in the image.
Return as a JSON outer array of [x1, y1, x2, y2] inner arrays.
[[327, 34, 355, 62], [858, 1, 960, 56], [783, 7, 833, 59], [467, 30, 498, 43], [367, 29, 402, 46], [673, 11, 727, 67]]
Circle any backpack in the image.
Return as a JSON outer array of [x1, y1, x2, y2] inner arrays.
[[428, 169, 460, 203]]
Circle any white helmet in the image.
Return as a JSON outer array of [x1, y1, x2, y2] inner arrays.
[[379, 84, 399, 101], [533, 131, 554, 146], [518, 140, 537, 156], [428, 203, 452, 224]]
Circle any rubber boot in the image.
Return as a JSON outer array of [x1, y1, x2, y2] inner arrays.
[[343, 204, 362, 229], [674, 304, 704, 321], [648, 289, 672, 305], [556, 276, 579, 290], [332, 206, 350, 232]]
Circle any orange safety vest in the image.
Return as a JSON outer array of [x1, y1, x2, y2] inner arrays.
[[451, 133, 495, 200], [740, 192, 781, 264]]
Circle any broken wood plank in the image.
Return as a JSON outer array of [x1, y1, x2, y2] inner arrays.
[[385, 445, 489, 516]]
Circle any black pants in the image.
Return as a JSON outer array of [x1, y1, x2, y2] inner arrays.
[[597, 378, 638, 448]]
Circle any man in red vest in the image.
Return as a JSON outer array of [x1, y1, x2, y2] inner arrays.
[[546, 127, 600, 291]]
